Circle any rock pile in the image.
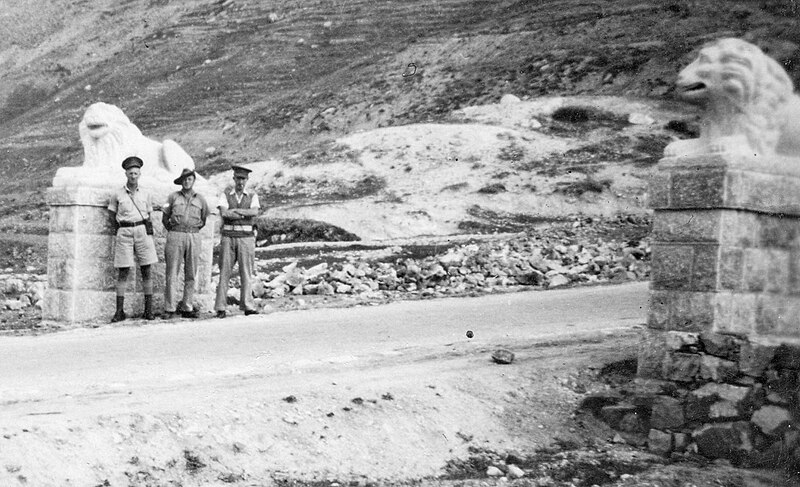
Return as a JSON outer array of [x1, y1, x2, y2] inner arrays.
[[0, 272, 46, 310], [581, 332, 800, 471], [245, 233, 650, 304]]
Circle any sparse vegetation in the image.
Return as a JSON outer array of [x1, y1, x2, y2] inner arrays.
[[477, 183, 507, 194], [666, 119, 700, 138], [254, 217, 360, 245], [286, 141, 362, 167], [260, 174, 386, 205], [523, 135, 667, 176], [441, 182, 469, 192], [0, 84, 52, 120], [632, 133, 673, 167], [457, 205, 562, 233], [555, 176, 612, 197], [497, 143, 525, 163], [550, 105, 629, 130]]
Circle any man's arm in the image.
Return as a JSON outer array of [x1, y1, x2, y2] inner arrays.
[[218, 191, 238, 219], [199, 195, 209, 228], [219, 208, 241, 219], [108, 193, 119, 232], [232, 192, 260, 217], [162, 194, 173, 230], [232, 208, 259, 217]]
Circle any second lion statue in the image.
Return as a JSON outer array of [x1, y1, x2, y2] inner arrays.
[[667, 37, 800, 159]]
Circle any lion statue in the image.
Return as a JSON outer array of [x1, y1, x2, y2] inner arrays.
[[666, 37, 800, 158], [53, 102, 199, 190]]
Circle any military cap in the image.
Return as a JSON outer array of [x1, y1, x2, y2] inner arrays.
[[231, 164, 252, 176], [121, 156, 144, 170], [173, 168, 196, 185]]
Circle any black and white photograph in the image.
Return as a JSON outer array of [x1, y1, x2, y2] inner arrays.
[[1, 1, 799, 485]]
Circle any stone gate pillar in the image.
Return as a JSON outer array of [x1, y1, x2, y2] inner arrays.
[[44, 186, 218, 324], [640, 152, 800, 376]]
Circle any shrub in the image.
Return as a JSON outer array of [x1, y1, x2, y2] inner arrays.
[[477, 183, 507, 194], [552, 105, 626, 125], [254, 217, 360, 245], [556, 177, 612, 197]]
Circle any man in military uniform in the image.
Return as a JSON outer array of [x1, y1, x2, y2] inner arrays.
[[107, 156, 159, 322], [215, 164, 261, 318], [162, 168, 210, 319]]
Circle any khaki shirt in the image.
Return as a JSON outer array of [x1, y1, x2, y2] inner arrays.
[[108, 185, 153, 223], [163, 190, 209, 232]]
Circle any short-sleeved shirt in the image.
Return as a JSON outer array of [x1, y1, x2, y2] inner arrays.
[[108, 185, 153, 223], [218, 190, 260, 211]]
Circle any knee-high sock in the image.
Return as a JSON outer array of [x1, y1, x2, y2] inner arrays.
[[116, 267, 131, 296], [141, 265, 153, 295]]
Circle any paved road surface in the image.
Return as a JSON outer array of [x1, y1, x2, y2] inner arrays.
[[0, 282, 648, 408]]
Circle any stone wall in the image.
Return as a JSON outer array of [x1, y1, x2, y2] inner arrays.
[[582, 152, 800, 469], [646, 153, 800, 342], [44, 186, 218, 323]]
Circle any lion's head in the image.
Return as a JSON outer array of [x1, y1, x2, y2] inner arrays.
[[675, 38, 794, 155], [79, 102, 145, 169]]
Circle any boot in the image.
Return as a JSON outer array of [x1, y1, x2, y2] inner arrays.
[[111, 296, 126, 323], [144, 294, 156, 320]]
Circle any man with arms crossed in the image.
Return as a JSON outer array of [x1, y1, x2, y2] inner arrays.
[[108, 156, 159, 322], [162, 168, 210, 318], [215, 165, 260, 318]]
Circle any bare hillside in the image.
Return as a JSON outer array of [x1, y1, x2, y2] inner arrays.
[[2, 1, 799, 179]]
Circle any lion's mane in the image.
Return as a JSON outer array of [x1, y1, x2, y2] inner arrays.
[[78, 102, 193, 179], [674, 38, 800, 156]]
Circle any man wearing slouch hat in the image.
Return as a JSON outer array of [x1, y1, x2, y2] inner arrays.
[[162, 167, 210, 319], [107, 156, 159, 322], [214, 164, 261, 318]]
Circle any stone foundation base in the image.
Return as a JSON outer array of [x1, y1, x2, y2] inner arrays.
[[582, 329, 800, 469]]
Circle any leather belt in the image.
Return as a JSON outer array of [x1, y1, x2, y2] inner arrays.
[[118, 220, 146, 228]]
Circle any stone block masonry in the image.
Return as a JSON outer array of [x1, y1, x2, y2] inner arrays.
[[44, 187, 218, 324], [582, 151, 800, 471], [647, 154, 800, 342], [583, 332, 800, 469]]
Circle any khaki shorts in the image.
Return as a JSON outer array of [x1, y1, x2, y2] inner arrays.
[[114, 225, 158, 268]]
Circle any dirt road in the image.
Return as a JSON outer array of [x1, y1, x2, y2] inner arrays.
[[0, 283, 649, 486], [0, 283, 647, 407]]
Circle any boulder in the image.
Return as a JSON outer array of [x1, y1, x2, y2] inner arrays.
[[500, 94, 521, 105], [650, 396, 685, 430], [751, 406, 791, 437], [648, 429, 673, 455], [491, 349, 515, 364], [547, 274, 570, 289], [693, 422, 754, 463]]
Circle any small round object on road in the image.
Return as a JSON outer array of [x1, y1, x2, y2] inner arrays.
[[466, 330, 474, 338]]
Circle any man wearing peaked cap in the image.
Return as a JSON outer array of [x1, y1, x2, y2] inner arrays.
[[162, 167, 209, 319], [121, 156, 144, 170], [107, 156, 158, 322], [215, 164, 260, 318]]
